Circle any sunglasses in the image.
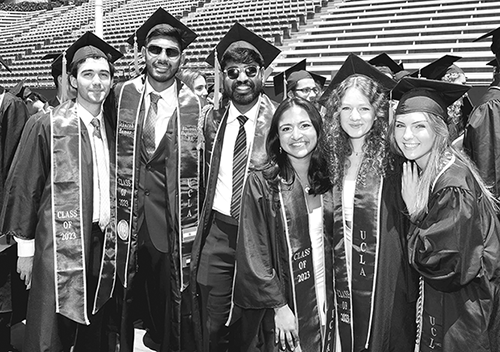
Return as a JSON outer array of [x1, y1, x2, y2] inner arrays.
[[146, 45, 181, 59], [223, 66, 259, 80]]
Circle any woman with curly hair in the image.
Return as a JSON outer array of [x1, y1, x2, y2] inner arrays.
[[234, 97, 334, 351], [390, 77, 500, 352], [322, 54, 417, 352]]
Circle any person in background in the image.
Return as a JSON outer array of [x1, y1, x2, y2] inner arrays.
[[464, 26, 500, 198], [234, 97, 334, 351], [323, 54, 417, 352], [390, 77, 500, 351], [1, 32, 122, 352], [0, 58, 30, 352], [177, 68, 210, 105]]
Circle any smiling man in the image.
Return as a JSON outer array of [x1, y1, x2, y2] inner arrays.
[[114, 7, 201, 352], [189, 22, 280, 352], [1, 32, 122, 351]]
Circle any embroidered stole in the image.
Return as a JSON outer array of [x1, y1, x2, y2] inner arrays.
[[115, 78, 200, 289], [333, 173, 383, 351], [279, 181, 335, 351]]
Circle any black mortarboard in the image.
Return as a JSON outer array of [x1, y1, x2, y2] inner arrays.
[[474, 26, 500, 43], [409, 55, 461, 80], [9, 78, 31, 99], [319, 53, 396, 105], [65, 32, 122, 68], [487, 58, 499, 67], [126, 7, 197, 51], [205, 22, 281, 69], [369, 53, 404, 74], [0, 56, 11, 73], [392, 77, 470, 121], [273, 60, 307, 95], [42, 53, 63, 78]]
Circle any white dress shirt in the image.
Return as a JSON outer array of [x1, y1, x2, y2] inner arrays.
[[212, 98, 260, 216], [143, 78, 177, 149]]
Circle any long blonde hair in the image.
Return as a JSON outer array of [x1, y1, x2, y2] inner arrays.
[[389, 111, 498, 221]]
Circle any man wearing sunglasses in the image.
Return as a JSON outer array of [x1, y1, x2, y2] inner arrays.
[[114, 7, 201, 352], [190, 23, 281, 352]]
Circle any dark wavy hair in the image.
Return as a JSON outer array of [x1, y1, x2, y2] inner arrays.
[[323, 74, 392, 188], [262, 97, 331, 195]]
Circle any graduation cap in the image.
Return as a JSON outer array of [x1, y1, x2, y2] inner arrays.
[[409, 55, 461, 80], [487, 58, 499, 67], [0, 56, 11, 73], [392, 77, 470, 122], [369, 53, 404, 74], [473, 26, 500, 43], [65, 31, 122, 68], [205, 22, 281, 69], [273, 60, 326, 96], [126, 7, 197, 51], [9, 78, 31, 99], [319, 53, 397, 105], [42, 53, 63, 79]]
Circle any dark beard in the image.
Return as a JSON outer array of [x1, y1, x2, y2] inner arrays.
[[228, 80, 261, 105]]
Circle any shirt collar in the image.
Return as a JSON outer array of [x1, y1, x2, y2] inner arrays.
[[77, 102, 103, 128], [144, 78, 176, 103], [227, 94, 261, 123]]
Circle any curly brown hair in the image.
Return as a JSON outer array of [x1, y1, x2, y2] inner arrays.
[[323, 74, 392, 189]]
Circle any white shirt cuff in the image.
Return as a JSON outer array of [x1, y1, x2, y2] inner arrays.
[[15, 237, 35, 257]]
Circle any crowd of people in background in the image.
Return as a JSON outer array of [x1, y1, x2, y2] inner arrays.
[[1, 5, 500, 352]]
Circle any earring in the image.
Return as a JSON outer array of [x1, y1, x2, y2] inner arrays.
[[279, 146, 282, 154]]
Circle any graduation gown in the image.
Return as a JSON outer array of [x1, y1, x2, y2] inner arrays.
[[409, 155, 500, 352], [0, 100, 116, 351], [332, 162, 417, 352], [189, 94, 278, 351], [234, 170, 335, 352], [463, 76, 500, 198], [0, 88, 30, 321]]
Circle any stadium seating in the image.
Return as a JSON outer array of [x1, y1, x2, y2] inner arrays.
[[0, 0, 498, 90]]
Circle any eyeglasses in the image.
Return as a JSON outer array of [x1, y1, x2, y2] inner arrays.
[[295, 87, 320, 95], [146, 45, 181, 59], [223, 66, 259, 80]]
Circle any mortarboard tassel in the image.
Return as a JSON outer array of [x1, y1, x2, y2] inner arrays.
[[134, 32, 139, 76], [61, 50, 68, 103], [282, 71, 287, 101], [214, 48, 221, 110]]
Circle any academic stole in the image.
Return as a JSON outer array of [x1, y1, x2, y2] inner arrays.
[[51, 104, 89, 324], [332, 173, 382, 351], [115, 77, 200, 289], [278, 181, 335, 351]]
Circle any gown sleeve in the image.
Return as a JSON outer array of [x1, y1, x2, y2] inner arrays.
[[408, 185, 484, 293], [234, 171, 288, 310], [1, 114, 50, 241]]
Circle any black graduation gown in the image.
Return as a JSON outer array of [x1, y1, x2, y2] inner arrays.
[[1, 100, 115, 351], [409, 156, 500, 352], [233, 171, 334, 352], [463, 77, 500, 198]]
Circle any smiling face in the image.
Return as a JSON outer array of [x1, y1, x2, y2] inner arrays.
[[339, 87, 375, 143], [143, 36, 184, 91], [278, 105, 318, 163], [223, 60, 263, 108], [70, 57, 111, 112], [394, 112, 436, 169], [292, 77, 319, 102], [193, 75, 208, 100]]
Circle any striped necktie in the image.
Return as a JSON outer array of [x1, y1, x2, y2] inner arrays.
[[90, 117, 110, 231], [230, 115, 248, 220], [143, 92, 161, 157]]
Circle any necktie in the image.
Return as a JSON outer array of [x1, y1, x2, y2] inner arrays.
[[230, 115, 248, 220], [90, 117, 110, 231], [143, 92, 161, 157]]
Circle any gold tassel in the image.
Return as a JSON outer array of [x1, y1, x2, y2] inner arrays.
[[134, 32, 139, 76], [61, 50, 68, 103], [214, 48, 221, 110]]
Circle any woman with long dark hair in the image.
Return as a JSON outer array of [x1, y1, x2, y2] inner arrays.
[[323, 54, 417, 352], [390, 77, 500, 352], [233, 97, 333, 351]]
